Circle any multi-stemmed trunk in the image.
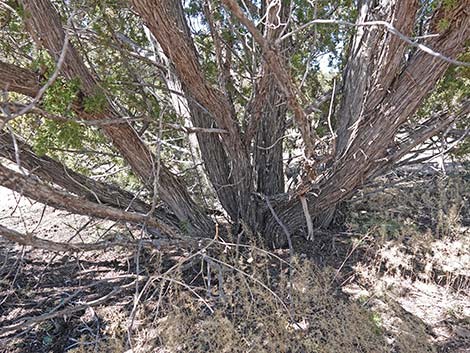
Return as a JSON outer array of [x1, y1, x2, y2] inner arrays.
[[0, 0, 469, 244]]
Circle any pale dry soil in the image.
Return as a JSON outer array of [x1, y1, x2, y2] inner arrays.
[[0, 177, 469, 353]]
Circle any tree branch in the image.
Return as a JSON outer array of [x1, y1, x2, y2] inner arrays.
[[335, 0, 418, 157], [0, 162, 178, 236], [389, 101, 470, 166], [0, 130, 159, 216], [17, 0, 214, 233], [0, 61, 40, 97], [222, 0, 319, 160]]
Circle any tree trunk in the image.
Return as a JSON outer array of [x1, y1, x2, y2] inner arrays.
[[251, 0, 290, 198], [253, 79, 287, 197], [144, 25, 239, 221], [131, 0, 255, 226], [17, 0, 214, 234], [335, 0, 418, 158], [314, 0, 419, 228], [247, 1, 291, 231], [265, 0, 470, 240]]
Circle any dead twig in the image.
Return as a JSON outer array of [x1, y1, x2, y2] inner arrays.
[[0, 279, 137, 337]]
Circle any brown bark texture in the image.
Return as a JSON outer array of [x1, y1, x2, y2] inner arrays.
[[17, 0, 214, 234], [0, 61, 41, 97], [131, 0, 255, 225], [1, 0, 468, 244], [0, 131, 155, 215]]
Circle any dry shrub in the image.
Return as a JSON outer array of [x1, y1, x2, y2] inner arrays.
[[150, 255, 389, 353], [347, 175, 469, 284], [67, 306, 128, 353]]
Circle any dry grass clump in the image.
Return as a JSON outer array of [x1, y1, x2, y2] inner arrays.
[[344, 173, 469, 352], [65, 305, 128, 353], [347, 175, 469, 284], [66, 246, 395, 353], [133, 254, 389, 353]]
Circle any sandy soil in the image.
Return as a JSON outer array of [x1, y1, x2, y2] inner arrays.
[[0, 179, 469, 352]]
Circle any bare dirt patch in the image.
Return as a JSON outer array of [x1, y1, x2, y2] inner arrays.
[[0, 173, 469, 352]]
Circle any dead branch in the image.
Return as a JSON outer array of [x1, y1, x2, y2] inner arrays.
[[222, 0, 319, 159], [390, 101, 470, 166], [0, 279, 137, 337], [0, 224, 200, 253], [0, 162, 178, 236]]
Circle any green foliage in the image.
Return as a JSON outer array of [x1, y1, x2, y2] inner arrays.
[[179, 220, 191, 235], [437, 18, 450, 32], [369, 312, 383, 335], [442, 0, 458, 10], [30, 50, 54, 75], [42, 77, 81, 116], [33, 120, 86, 156], [0, 1, 32, 59], [348, 211, 408, 239], [29, 76, 93, 156], [83, 89, 107, 114]]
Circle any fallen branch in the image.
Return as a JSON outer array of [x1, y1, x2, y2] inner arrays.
[[0, 279, 136, 336], [390, 100, 470, 166], [0, 224, 130, 252], [0, 223, 206, 254], [0, 162, 178, 236]]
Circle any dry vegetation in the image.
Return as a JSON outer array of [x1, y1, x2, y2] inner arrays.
[[0, 170, 469, 353]]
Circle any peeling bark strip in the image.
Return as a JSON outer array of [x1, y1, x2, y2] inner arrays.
[[0, 162, 178, 236], [131, 0, 254, 223], [18, 0, 213, 233], [335, 0, 419, 157]]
